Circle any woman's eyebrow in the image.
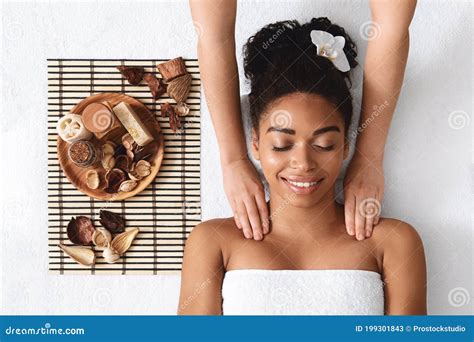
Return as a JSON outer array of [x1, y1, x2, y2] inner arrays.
[[312, 126, 340, 136], [265, 125, 340, 135]]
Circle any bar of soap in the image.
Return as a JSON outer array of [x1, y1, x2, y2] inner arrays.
[[82, 101, 123, 140], [112, 102, 154, 146]]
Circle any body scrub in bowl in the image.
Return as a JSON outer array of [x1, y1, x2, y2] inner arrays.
[[68, 140, 102, 168]]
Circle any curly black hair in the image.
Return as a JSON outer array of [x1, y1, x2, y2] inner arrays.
[[243, 17, 358, 134]]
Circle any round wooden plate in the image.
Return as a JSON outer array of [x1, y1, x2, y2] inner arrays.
[[57, 93, 164, 201]]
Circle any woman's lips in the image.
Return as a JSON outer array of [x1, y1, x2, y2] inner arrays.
[[281, 176, 324, 195]]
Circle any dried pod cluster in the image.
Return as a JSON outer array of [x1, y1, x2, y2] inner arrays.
[[116, 57, 193, 135], [59, 210, 140, 266], [84, 134, 156, 195]]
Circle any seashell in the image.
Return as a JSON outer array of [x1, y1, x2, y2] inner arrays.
[[85, 170, 100, 189], [99, 210, 125, 233], [67, 216, 95, 245], [102, 142, 116, 156], [156, 57, 187, 82], [111, 228, 140, 256], [103, 247, 120, 264], [175, 102, 190, 117], [116, 65, 145, 86], [167, 73, 192, 103], [92, 228, 112, 248], [102, 154, 115, 171], [118, 180, 138, 192], [135, 160, 152, 178], [58, 244, 95, 266], [104, 168, 126, 194]]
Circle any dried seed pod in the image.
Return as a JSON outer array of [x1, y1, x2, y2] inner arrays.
[[59, 244, 95, 266], [116, 65, 145, 86], [135, 160, 151, 178], [167, 73, 192, 103], [102, 154, 115, 171], [133, 141, 158, 162], [144, 73, 167, 100], [104, 168, 126, 194], [103, 247, 120, 264], [102, 142, 116, 156], [67, 216, 95, 245], [126, 149, 135, 161], [161, 102, 174, 118], [111, 228, 140, 255], [99, 210, 125, 233], [92, 228, 112, 248], [156, 57, 187, 82], [128, 171, 142, 181], [175, 102, 190, 117], [85, 170, 100, 189], [115, 154, 132, 173], [118, 180, 138, 192]]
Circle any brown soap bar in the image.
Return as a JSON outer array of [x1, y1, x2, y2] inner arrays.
[[82, 102, 122, 139]]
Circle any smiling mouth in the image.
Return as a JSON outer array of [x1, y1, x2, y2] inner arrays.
[[280, 176, 324, 193]]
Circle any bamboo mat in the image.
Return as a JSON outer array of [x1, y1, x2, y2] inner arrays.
[[47, 59, 201, 275]]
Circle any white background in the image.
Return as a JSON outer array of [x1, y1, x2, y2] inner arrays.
[[0, 0, 472, 315]]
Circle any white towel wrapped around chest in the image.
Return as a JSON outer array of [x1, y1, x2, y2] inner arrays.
[[222, 269, 385, 315]]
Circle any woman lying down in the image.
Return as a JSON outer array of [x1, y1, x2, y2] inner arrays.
[[178, 17, 427, 315]]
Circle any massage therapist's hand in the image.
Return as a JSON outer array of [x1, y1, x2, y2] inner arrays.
[[222, 157, 269, 240], [343, 152, 384, 241]]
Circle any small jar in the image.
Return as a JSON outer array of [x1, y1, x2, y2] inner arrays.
[[68, 140, 102, 168]]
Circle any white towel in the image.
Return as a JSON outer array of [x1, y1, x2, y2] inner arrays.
[[222, 269, 384, 315]]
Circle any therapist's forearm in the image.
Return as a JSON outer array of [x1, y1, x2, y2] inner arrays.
[[189, 0, 247, 165], [355, 0, 416, 163]]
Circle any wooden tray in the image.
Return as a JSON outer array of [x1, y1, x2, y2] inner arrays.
[[57, 93, 164, 201]]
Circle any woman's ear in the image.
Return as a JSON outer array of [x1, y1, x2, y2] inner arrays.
[[251, 128, 260, 161]]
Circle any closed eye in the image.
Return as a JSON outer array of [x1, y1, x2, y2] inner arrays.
[[314, 144, 335, 151]]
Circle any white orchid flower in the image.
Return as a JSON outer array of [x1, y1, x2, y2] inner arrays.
[[310, 30, 350, 72]]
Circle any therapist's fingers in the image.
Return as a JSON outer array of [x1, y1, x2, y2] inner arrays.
[[344, 194, 356, 236], [354, 197, 367, 241], [365, 212, 375, 238], [236, 200, 253, 239], [254, 191, 270, 235], [243, 196, 264, 240]]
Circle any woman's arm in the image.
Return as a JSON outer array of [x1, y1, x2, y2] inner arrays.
[[344, 0, 417, 241], [189, 0, 269, 241], [382, 220, 427, 315], [178, 221, 225, 315]]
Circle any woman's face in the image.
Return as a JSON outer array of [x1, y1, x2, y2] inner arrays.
[[252, 92, 348, 208]]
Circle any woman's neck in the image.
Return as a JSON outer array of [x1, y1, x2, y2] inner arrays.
[[267, 189, 345, 241]]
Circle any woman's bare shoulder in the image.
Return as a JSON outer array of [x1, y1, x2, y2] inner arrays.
[[371, 217, 424, 255], [188, 217, 242, 247]]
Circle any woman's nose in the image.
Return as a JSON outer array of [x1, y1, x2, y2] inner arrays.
[[289, 143, 317, 171]]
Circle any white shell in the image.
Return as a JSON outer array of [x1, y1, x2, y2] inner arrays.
[[92, 228, 112, 248], [103, 247, 120, 264]]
